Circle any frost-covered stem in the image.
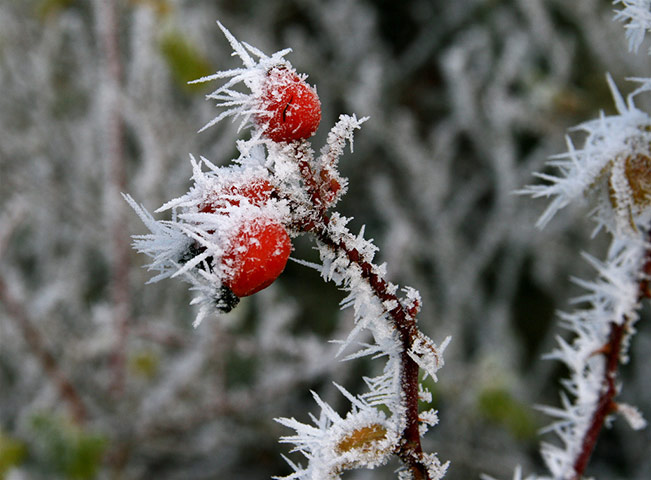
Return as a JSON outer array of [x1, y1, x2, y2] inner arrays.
[[0, 276, 87, 425], [95, 0, 130, 394], [314, 220, 427, 477], [571, 233, 651, 480], [398, 345, 429, 480], [295, 151, 431, 479], [571, 321, 625, 480]]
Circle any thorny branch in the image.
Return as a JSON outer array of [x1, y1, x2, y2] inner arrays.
[[570, 230, 651, 480], [123, 26, 445, 477], [295, 151, 431, 479], [570, 321, 625, 480]]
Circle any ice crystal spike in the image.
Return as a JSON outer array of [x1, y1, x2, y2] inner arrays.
[[614, 0, 651, 53], [189, 22, 296, 136]]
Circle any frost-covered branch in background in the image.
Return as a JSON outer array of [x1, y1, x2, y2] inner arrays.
[[126, 23, 449, 480], [95, 0, 131, 395], [0, 277, 87, 426], [517, 4, 651, 476]]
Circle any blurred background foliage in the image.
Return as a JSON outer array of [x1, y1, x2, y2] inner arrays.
[[1, 0, 651, 478]]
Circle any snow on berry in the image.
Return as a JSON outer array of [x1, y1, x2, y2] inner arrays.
[[190, 22, 320, 143], [124, 155, 292, 325], [257, 66, 321, 142], [200, 178, 273, 213], [222, 216, 291, 297], [197, 176, 291, 298]]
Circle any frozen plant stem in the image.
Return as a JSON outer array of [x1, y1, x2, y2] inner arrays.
[[521, 69, 651, 479], [571, 232, 651, 480], [570, 323, 624, 480], [298, 159, 430, 480], [398, 345, 429, 480], [295, 155, 429, 478]]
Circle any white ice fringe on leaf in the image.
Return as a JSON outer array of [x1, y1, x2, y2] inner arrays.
[[519, 74, 651, 232], [275, 380, 448, 479], [274, 388, 400, 480], [408, 332, 451, 382]]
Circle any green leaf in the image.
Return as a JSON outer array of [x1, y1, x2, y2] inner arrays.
[[129, 349, 160, 379], [29, 413, 107, 479], [159, 30, 213, 92], [0, 431, 27, 477], [36, 0, 76, 20], [130, 0, 172, 17], [477, 387, 538, 440]]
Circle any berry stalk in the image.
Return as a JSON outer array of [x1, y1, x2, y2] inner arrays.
[[294, 153, 432, 479]]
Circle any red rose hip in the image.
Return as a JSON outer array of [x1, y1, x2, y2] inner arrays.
[[258, 67, 321, 142], [222, 217, 291, 297]]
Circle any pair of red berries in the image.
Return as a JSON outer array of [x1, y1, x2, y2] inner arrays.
[[197, 180, 291, 310]]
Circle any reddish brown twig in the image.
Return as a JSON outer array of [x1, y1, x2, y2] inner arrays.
[[570, 234, 651, 480], [0, 276, 87, 425], [570, 321, 625, 480], [294, 153, 432, 479]]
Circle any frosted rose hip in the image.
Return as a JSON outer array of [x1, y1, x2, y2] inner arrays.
[[222, 218, 291, 297], [258, 67, 321, 142]]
